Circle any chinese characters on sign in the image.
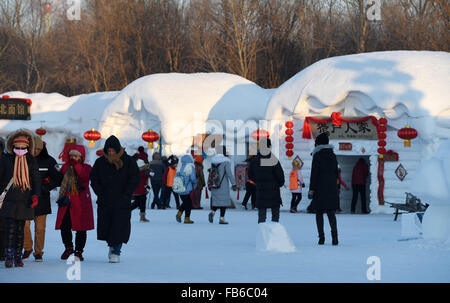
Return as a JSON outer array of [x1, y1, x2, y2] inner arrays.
[[310, 119, 377, 140], [0, 99, 31, 120]]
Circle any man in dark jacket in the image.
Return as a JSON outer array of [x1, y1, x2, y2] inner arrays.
[[351, 158, 370, 214], [308, 132, 339, 245], [90, 135, 140, 263], [148, 152, 165, 209], [23, 136, 62, 262], [248, 139, 285, 223]]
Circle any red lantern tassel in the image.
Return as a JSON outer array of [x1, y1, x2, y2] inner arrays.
[[302, 118, 312, 139]]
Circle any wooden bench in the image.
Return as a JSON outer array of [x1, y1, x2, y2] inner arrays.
[[385, 192, 429, 221]]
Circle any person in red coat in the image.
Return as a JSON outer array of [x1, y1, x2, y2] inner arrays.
[[55, 145, 94, 261], [351, 158, 369, 214]]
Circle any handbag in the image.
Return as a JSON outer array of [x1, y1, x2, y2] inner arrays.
[[0, 178, 14, 209], [56, 195, 70, 207]]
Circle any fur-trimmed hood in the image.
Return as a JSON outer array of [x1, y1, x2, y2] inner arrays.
[[6, 128, 35, 155]]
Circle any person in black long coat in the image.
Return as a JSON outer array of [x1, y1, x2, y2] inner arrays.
[[90, 136, 140, 263], [0, 129, 41, 268], [248, 139, 285, 223], [23, 136, 62, 261], [308, 132, 339, 245]]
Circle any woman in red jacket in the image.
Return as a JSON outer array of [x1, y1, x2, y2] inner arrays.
[[55, 145, 94, 261]]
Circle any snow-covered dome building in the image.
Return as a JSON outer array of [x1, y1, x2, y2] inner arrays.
[[266, 51, 450, 214]]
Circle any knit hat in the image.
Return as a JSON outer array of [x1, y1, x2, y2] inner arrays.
[[315, 132, 329, 146], [104, 135, 122, 153], [69, 149, 82, 157]]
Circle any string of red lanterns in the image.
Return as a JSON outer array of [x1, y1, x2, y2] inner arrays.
[[285, 120, 294, 159], [377, 117, 388, 158]]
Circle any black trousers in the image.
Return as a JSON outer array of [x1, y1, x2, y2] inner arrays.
[[162, 186, 180, 208], [351, 184, 367, 212], [212, 206, 226, 217], [0, 218, 5, 257], [258, 206, 280, 223], [131, 195, 147, 213], [242, 183, 256, 209], [179, 194, 192, 217], [151, 182, 163, 208], [290, 193, 302, 210], [4, 218, 25, 252], [315, 210, 337, 237], [60, 210, 87, 252]]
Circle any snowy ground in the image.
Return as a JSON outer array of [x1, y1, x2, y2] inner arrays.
[[2, 201, 450, 283]]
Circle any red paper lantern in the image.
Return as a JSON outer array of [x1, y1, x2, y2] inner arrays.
[[286, 150, 294, 158], [285, 121, 294, 129], [377, 125, 387, 133], [35, 127, 46, 138], [142, 129, 159, 149], [84, 128, 101, 148], [378, 133, 387, 140], [397, 126, 418, 147], [285, 136, 294, 143], [285, 129, 294, 136], [251, 129, 270, 141], [378, 147, 386, 154], [285, 143, 294, 150], [379, 117, 388, 125], [378, 141, 387, 147]]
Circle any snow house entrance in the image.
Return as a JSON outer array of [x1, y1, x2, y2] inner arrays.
[[336, 155, 371, 213]]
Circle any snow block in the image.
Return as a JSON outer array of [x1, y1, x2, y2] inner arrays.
[[256, 222, 296, 253], [422, 205, 450, 241], [401, 212, 424, 238]]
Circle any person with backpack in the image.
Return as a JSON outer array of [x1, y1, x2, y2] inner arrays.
[[248, 138, 285, 224], [289, 159, 305, 213], [207, 146, 237, 225], [174, 155, 197, 224], [161, 155, 180, 209]]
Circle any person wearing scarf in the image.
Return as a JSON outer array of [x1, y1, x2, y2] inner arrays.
[[0, 130, 40, 268], [90, 136, 140, 263], [55, 145, 94, 262]]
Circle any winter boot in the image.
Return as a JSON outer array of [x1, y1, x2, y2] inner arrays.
[[22, 249, 33, 260], [14, 251, 24, 267], [5, 248, 14, 268], [109, 254, 120, 263], [208, 211, 215, 223], [140, 212, 149, 223], [176, 211, 182, 223], [184, 217, 194, 224], [74, 250, 84, 261], [332, 232, 339, 246], [318, 234, 325, 245], [61, 246, 74, 260], [219, 217, 228, 224]]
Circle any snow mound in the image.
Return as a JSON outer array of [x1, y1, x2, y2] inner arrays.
[[410, 139, 450, 241], [256, 222, 297, 253], [265, 51, 450, 140], [99, 73, 273, 152]]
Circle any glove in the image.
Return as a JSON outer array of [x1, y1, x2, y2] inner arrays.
[[31, 195, 39, 208]]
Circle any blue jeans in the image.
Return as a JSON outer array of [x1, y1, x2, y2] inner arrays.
[[110, 243, 122, 255]]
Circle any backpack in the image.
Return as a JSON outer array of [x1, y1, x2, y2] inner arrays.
[[172, 171, 188, 194], [207, 163, 225, 190]]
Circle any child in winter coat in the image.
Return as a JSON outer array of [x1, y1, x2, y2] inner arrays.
[[161, 155, 180, 209], [289, 159, 304, 213], [131, 154, 151, 222], [55, 145, 94, 262]]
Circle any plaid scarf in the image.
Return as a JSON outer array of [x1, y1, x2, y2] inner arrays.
[[13, 155, 31, 191], [58, 166, 78, 198]]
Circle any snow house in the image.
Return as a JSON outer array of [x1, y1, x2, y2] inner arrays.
[[265, 51, 450, 214]]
